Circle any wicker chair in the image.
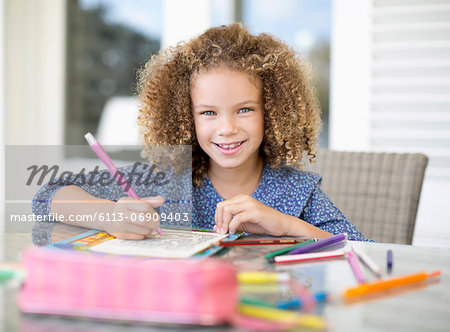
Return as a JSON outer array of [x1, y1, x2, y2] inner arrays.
[[303, 150, 428, 244]]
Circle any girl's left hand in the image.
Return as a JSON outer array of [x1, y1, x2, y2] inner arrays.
[[213, 194, 287, 236]]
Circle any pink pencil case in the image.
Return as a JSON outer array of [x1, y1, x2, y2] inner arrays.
[[18, 247, 238, 325]]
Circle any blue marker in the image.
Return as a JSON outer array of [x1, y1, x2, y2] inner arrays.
[[52, 243, 74, 249], [277, 292, 327, 310]]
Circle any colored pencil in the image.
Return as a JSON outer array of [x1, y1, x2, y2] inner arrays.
[[265, 239, 316, 262], [219, 237, 314, 247], [352, 246, 382, 278]]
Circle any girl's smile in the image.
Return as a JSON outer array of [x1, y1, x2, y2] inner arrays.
[[213, 140, 246, 155], [191, 67, 264, 172]]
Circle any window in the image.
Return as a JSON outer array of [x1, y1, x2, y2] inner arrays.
[[65, 0, 162, 144], [65, 0, 331, 147], [241, 0, 331, 147]]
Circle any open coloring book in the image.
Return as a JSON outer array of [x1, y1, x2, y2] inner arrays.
[[89, 229, 228, 258], [49, 228, 239, 259]]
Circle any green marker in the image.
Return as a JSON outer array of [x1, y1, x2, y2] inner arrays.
[[240, 297, 274, 308], [265, 239, 316, 262], [0, 268, 26, 283], [0, 269, 16, 280]]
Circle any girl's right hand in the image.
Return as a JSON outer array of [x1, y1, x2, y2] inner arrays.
[[102, 196, 165, 240]]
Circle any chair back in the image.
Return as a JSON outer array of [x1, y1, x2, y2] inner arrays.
[[303, 150, 428, 244]]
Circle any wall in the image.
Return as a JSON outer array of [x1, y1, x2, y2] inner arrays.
[[4, 0, 66, 145], [1, 0, 5, 261], [162, 0, 210, 48], [330, 0, 450, 247]]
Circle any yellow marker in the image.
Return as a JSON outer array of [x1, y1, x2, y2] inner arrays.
[[238, 304, 327, 330], [239, 283, 290, 294], [237, 271, 290, 284]]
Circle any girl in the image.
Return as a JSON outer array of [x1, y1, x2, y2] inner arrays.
[[33, 24, 368, 241]]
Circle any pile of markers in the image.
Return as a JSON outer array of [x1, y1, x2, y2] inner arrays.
[[236, 271, 327, 330], [232, 233, 441, 330], [262, 233, 441, 303]]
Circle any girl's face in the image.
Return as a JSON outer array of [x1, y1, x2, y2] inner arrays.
[[191, 67, 264, 172]]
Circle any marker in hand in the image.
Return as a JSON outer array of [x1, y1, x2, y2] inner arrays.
[[84, 132, 162, 235]]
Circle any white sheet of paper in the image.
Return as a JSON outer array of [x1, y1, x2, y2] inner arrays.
[[89, 228, 228, 258]]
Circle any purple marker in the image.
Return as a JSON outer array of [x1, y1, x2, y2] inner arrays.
[[288, 233, 347, 255], [387, 249, 393, 274]]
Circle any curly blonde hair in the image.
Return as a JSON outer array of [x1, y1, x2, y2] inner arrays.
[[137, 23, 321, 187]]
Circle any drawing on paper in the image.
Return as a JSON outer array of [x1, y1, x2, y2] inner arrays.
[[89, 228, 227, 258]]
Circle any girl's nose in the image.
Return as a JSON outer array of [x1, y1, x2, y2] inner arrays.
[[217, 115, 238, 136]]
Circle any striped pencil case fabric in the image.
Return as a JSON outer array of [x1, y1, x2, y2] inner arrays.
[[18, 247, 238, 325]]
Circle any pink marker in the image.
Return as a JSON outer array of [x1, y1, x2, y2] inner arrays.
[[347, 248, 366, 284], [84, 132, 162, 235]]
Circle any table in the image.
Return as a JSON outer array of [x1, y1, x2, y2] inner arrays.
[[2, 224, 450, 332]]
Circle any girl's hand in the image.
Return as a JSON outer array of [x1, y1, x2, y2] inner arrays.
[[213, 195, 288, 236], [102, 196, 164, 240]]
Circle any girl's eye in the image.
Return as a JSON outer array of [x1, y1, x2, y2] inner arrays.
[[239, 107, 253, 114], [201, 110, 216, 116]]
